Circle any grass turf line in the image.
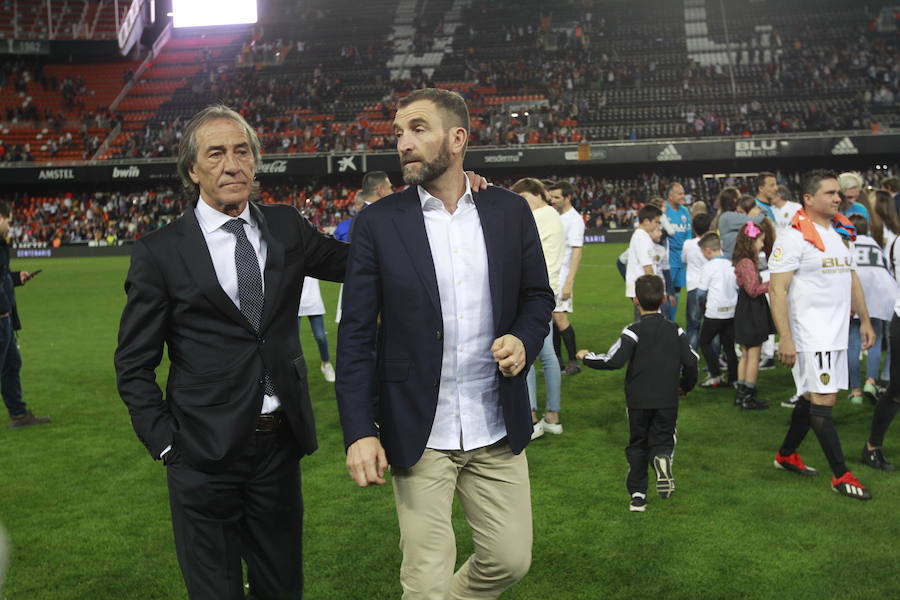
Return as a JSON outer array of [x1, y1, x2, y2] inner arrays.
[[1, 246, 898, 599]]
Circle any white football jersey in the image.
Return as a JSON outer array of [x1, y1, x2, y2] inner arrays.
[[625, 228, 655, 297], [769, 225, 854, 351]]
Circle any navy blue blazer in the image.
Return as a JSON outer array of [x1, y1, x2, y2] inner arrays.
[[336, 184, 555, 469]]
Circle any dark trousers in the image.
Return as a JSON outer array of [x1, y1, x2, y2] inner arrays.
[[0, 315, 25, 417], [166, 425, 303, 600], [700, 317, 737, 382], [626, 407, 678, 495]]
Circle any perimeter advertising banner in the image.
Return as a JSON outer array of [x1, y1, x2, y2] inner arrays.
[[1, 133, 896, 185]]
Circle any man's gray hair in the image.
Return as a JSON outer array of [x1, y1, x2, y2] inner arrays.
[[665, 182, 682, 199], [176, 105, 262, 201]]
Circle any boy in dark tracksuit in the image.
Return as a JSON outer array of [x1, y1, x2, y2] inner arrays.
[[577, 274, 698, 512]]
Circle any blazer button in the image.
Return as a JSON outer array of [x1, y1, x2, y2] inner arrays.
[[435, 330, 442, 340], [433, 378, 439, 388], [258, 337, 266, 345]]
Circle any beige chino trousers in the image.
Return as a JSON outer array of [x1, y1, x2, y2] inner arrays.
[[392, 440, 532, 600]]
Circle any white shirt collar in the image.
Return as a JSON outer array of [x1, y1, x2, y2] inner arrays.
[[416, 177, 474, 211], [195, 197, 255, 235]]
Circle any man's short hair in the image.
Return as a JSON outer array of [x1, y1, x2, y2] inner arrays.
[[699, 232, 721, 251], [775, 185, 793, 203], [360, 171, 390, 197], [547, 180, 574, 199], [692, 212, 711, 236], [849, 213, 868, 236], [638, 204, 662, 223], [838, 171, 864, 192], [755, 171, 776, 190], [397, 88, 469, 132], [176, 104, 262, 201], [882, 177, 900, 193], [0, 201, 10, 218], [801, 169, 838, 198], [511, 178, 548, 203], [635, 274, 664, 311]]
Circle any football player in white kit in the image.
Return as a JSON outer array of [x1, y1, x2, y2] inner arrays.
[[769, 170, 876, 500]]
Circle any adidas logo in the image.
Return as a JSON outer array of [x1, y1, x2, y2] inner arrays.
[[831, 137, 859, 155], [656, 144, 682, 161]]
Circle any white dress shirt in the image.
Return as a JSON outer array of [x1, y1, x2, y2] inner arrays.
[[418, 181, 505, 451], [195, 198, 281, 414]]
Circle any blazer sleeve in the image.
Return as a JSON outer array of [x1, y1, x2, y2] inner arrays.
[[294, 208, 349, 283], [114, 240, 174, 459], [335, 207, 381, 449], [508, 200, 555, 366]]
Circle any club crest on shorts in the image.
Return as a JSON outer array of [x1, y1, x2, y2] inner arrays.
[[820, 373, 831, 385]]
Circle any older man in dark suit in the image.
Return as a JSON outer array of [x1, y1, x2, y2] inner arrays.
[[337, 88, 554, 599], [115, 105, 347, 599]]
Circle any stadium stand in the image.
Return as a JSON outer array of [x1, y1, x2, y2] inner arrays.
[[4, 0, 896, 163]]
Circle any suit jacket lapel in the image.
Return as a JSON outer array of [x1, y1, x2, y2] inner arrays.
[[393, 188, 441, 315], [251, 202, 284, 332], [473, 190, 505, 332], [176, 204, 255, 333]]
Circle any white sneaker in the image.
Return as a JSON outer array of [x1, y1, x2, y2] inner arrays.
[[531, 421, 544, 440], [539, 418, 563, 435], [320, 362, 335, 383]]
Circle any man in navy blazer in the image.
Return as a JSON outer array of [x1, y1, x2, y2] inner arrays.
[[336, 88, 554, 599]]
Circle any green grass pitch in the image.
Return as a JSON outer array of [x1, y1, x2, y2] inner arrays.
[[2, 243, 899, 599]]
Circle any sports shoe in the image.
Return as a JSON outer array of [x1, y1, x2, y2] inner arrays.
[[848, 392, 864, 405], [320, 362, 336, 383], [831, 471, 872, 500], [539, 418, 563, 435], [562, 361, 581, 376], [652, 454, 675, 499], [862, 445, 896, 471], [629, 492, 647, 512], [734, 383, 749, 406], [759, 357, 776, 370], [774, 451, 818, 476], [863, 381, 882, 405], [700, 375, 726, 388], [781, 395, 800, 409], [741, 396, 769, 411], [531, 421, 544, 440], [8, 410, 51, 428]]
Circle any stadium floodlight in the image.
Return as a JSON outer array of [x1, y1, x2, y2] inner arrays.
[[172, 0, 257, 28]]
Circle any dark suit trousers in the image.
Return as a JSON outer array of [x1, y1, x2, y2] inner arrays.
[[166, 425, 303, 600], [625, 407, 678, 495]]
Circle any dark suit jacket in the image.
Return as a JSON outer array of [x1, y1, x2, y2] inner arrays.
[[115, 201, 348, 472], [336, 185, 555, 469], [0, 238, 23, 330]]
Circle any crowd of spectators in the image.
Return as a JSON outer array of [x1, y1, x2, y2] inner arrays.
[[2, 3, 898, 163], [9, 165, 898, 246]]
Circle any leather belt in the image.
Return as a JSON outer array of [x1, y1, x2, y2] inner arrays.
[[256, 411, 285, 433]]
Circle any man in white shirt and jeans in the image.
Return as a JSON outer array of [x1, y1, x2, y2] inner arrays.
[[770, 169, 876, 500]]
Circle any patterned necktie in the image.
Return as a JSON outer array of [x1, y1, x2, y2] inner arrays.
[[222, 218, 276, 397]]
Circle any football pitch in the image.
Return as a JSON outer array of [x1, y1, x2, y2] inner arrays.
[[2, 243, 899, 599]]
